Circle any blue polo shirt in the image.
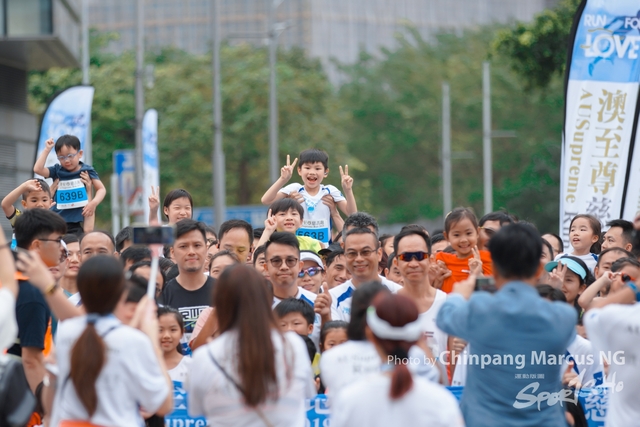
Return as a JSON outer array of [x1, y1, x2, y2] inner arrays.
[[436, 281, 577, 427], [48, 161, 100, 223]]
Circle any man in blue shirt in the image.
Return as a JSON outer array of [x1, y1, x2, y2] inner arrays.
[[436, 223, 577, 427]]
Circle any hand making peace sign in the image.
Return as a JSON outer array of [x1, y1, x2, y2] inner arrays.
[[280, 155, 298, 182], [339, 165, 353, 192]]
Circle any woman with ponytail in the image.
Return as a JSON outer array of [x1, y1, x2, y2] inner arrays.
[[187, 264, 315, 426], [332, 293, 464, 427], [50, 256, 173, 427]]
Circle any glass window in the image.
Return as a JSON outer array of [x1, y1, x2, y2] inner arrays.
[[7, 0, 52, 36]]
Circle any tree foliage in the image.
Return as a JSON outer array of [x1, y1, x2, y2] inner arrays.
[[492, 0, 581, 91], [338, 27, 565, 231], [29, 23, 568, 233]]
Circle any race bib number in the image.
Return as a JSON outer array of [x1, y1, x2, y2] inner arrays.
[[297, 219, 330, 244], [56, 179, 88, 210]]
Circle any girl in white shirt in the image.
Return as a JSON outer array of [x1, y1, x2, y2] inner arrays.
[[331, 293, 464, 427], [50, 256, 173, 427], [187, 264, 315, 426], [158, 306, 191, 383]]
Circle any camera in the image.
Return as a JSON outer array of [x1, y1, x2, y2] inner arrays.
[[132, 226, 175, 245], [475, 277, 497, 293]]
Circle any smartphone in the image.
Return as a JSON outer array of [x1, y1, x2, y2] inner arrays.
[[132, 225, 175, 245], [475, 277, 497, 293]]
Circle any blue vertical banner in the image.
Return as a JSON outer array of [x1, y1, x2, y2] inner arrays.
[[560, 0, 640, 246], [35, 86, 95, 176], [142, 109, 159, 222]]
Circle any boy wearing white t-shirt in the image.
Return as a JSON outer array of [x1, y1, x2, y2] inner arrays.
[[261, 149, 357, 244]]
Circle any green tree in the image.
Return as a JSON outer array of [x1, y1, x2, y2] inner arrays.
[[29, 39, 354, 229], [339, 27, 565, 231], [492, 0, 581, 90]]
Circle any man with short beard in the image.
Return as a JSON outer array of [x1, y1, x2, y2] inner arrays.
[[160, 219, 213, 349]]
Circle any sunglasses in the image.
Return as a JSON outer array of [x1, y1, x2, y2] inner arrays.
[[298, 267, 324, 278], [621, 274, 637, 283], [268, 257, 299, 268], [396, 251, 430, 262]]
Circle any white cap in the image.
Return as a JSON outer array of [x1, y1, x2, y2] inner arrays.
[[300, 250, 324, 269]]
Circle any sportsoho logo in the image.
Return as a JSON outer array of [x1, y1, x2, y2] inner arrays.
[[580, 11, 640, 59]]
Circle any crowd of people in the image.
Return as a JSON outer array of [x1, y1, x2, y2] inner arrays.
[[1, 139, 640, 427]]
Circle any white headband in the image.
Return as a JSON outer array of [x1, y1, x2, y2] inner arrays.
[[366, 307, 423, 341]]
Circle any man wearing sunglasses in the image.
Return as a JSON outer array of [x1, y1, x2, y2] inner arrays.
[[394, 228, 449, 364], [264, 232, 321, 348], [584, 256, 640, 427], [329, 227, 402, 322]]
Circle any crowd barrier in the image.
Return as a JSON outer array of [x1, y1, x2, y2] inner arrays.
[[163, 384, 610, 427]]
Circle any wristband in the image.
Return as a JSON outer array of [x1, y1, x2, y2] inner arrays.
[[626, 281, 640, 302], [45, 283, 59, 296]]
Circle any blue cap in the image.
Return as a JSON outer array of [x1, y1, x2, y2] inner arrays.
[[544, 258, 587, 280]]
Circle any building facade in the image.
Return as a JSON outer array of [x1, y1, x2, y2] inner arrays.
[[0, 0, 80, 235], [89, 0, 558, 82]]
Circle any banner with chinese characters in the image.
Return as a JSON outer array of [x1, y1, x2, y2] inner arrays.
[[560, 0, 640, 247]]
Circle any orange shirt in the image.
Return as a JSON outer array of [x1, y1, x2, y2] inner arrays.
[[435, 250, 493, 293]]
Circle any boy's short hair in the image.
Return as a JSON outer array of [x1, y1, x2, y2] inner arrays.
[[120, 245, 152, 266], [299, 334, 316, 362], [14, 209, 67, 249], [22, 179, 51, 200], [273, 297, 315, 326], [269, 198, 304, 220], [129, 260, 167, 287], [430, 233, 446, 245], [115, 226, 132, 253], [611, 257, 640, 273], [596, 247, 634, 266], [55, 135, 81, 154], [479, 211, 515, 227], [299, 149, 329, 169], [252, 244, 267, 266], [386, 252, 396, 270]]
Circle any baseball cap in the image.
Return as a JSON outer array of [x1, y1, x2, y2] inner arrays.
[[300, 250, 324, 269]]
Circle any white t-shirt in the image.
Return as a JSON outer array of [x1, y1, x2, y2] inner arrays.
[[168, 356, 192, 383], [0, 288, 17, 352], [584, 304, 640, 427], [331, 372, 464, 427], [330, 277, 403, 322], [418, 290, 448, 359], [272, 287, 322, 350], [50, 315, 169, 427], [188, 330, 315, 426], [320, 340, 381, 395], [279, 183, 345, 244], [563, 334, 604, 387]]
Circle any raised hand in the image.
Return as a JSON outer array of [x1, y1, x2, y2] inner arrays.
[[548, 262, 567, 289], [314, 282, 332, 321], [264, 209, 277, 233], [148, 186, 160, 212], [339, 165, 353, 192], [45, 138, 55, 150], [280, 155, 298, 182], [15, 250, 57, 292], [468, 247, 483, 276]]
